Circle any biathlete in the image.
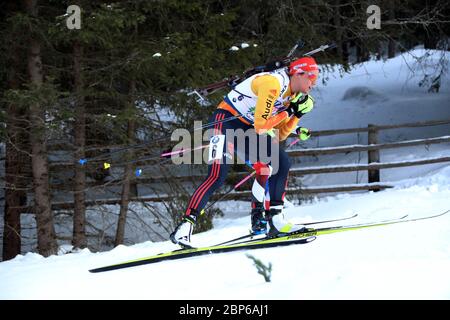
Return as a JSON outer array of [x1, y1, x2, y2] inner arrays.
[[171, 56, 319, 248]]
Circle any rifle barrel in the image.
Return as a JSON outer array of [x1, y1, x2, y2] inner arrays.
[[304, 43, 336, 56]]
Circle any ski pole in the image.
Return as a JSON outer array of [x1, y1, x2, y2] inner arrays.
[[203, 128, 309, 211], [196, 114, 245, 130], [160, 144, 208, 158], [77, 113, 247, 166], [204, 170, 256, 212], [85, 106, 295, 172], [287, 137, 301, 149]]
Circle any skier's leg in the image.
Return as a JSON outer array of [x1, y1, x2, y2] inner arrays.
[[185, 159, 230, 217], [242, 133, 274, 234], [268, 147, 291, 203], [266, 148, 305, 236], [250, 161, 272, 234], [171, 110, 232, 246], [184, 110, 232, 217]]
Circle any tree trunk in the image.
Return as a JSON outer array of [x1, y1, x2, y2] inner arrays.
[[114, 80, 136, 246], [387, 1, 396, 58], [3, 13, 27, 260], [72, 39, 87, 249], [333, 0, 346, 64], [3, 107, 27, 261], [4, 121, 29, 260], [4, 141, 24, 260], [25, 0, 58, 257]]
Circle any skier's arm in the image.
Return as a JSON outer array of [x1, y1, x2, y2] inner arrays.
[[252, 75, 289, 134], [276, 93, 315, 141], [275, 116, 300, 141]]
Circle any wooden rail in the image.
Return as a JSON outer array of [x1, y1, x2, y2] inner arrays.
[[47, 135, 450, 190], [45, 119, 450, 169], [289, 156, 450, 175], [286, 135, 450, 157], [301, 119, 450, 137], [6, 119, 450, 208], [18, 182, 394, 211]]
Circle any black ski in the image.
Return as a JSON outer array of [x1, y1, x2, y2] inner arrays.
[[89, 236, 316, 273], [89, 209, 448, 273], [211, 209, 449, 248], [283, 209, 449, 240], [214, 213, 358, 247], [296, 213, 358, 226]]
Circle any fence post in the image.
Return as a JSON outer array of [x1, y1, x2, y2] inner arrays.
[[368, 124, 380, 190]]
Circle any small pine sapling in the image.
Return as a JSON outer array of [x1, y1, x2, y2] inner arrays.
[[246, 254, 272, 282]]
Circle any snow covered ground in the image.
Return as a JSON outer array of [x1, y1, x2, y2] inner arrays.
[[0, 165, 449, 300], [294, 46, 450, 187], [305, 47, 450, 141], [1, 47, 449, 300]]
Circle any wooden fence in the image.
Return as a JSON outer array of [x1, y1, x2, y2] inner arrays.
[[35, 118, 450, 210]]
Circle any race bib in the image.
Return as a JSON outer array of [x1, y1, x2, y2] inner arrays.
[[208, 135, 225, 162]]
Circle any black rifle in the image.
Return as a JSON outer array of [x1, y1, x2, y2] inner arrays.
[[188, 41, 336, 102]]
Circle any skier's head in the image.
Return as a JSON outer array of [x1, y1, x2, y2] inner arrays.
[[289, 56, 319, 94]]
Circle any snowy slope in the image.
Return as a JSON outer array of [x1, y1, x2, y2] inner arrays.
[[0, 165, 449, 300]]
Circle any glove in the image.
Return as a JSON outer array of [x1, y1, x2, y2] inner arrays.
[[296, 127, 311, 141], [266, 129, 276, 138], [286, 93, 314, 118]]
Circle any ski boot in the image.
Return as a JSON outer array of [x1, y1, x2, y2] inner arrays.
[[266, 201, 305, 237], [251, 203, 267, 235], [170, 215, 196, 248]]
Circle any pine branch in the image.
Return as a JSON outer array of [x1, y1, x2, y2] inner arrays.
[[246, 254, 272, 283]]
